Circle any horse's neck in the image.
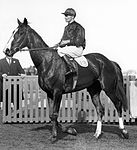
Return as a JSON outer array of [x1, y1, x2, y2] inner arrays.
[[28, 31, 48, 49], [28, 30, 61, 74], [28, 31, 50, 67], [29, 48, 54, 69]]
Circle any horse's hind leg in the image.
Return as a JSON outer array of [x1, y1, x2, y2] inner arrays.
[[105, 90, 129, 139], [92, 94, 104, 138], [87, 80, 104, 138]]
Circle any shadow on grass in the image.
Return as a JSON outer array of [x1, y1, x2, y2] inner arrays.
[[31, 123, 70, 142], [30, 122, 124, 142], [31, 123, 52, 132], [73, 123, 126, 138]]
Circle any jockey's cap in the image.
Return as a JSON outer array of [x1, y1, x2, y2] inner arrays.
[[62, 8, 76, 17]]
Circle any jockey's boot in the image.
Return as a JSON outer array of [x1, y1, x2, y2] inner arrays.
[[62, 55, 76, 77]]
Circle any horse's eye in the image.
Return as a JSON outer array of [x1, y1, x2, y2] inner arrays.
[[18, 28, 24, 35], [19, 31, 24, 36]]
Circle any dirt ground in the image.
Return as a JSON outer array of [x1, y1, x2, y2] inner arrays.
[[0, 110, 137, 150]]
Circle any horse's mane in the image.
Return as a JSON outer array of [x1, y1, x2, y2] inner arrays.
[[28, 25, 49, 48]]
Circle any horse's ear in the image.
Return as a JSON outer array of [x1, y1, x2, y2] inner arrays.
[[23, 18, 28, 26], [17, 18, 22, 26]]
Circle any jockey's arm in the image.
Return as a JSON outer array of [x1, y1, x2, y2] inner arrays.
[[60, 40, 70, 46], [53, 40, 70, 49]]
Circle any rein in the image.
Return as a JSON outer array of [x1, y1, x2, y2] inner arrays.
[[20, 47, 57, 52]]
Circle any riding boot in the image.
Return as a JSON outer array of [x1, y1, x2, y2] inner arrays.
[[62, 55, 76, 76]]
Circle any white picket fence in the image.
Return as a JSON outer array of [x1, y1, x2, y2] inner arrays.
[[2, 76, 136, 123]]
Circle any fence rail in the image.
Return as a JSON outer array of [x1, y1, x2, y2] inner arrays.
[[2, 76, 136, 123]]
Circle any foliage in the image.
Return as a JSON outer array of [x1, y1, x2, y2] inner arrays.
[[24, 66, 37, 75]]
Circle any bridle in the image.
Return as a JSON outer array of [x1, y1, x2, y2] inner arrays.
[[11, 27, 57, 53], [5, 26, 58, 56], [15, 27, 29, 52]]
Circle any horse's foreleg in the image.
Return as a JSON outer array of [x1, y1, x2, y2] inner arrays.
[[91, 94, 104, 138], [47, 97, 57, 139], [47, 91, 62, 142]]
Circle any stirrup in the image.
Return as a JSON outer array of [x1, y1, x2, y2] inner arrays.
[[65, 70, 77, 77]]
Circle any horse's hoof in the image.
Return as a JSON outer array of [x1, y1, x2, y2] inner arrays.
[[94, 132, 103, 139], [120, 129, 129, 139], [49, 135, 57, 143], [51, 137, 57, 143], [66, 127, 77, 136]]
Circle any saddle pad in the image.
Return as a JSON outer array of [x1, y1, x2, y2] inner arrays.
[[75, 56, 88, 67]]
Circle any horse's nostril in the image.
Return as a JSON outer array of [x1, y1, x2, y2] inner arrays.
[[15, 47, 20, 52]]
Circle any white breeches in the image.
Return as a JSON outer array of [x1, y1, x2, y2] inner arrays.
[[58, 46, 83, 58]]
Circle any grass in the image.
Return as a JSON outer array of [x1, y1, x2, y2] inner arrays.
[[0, 120, 137, 150]]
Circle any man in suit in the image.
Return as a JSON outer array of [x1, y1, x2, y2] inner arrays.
[[0, 48, 25, 116]]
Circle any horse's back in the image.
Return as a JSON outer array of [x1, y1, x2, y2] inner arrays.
[[84, 53, 113, 66], [84, 53, 116, 73]]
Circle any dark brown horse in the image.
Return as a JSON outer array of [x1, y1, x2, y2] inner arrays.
[[9, 18, 129, 141]]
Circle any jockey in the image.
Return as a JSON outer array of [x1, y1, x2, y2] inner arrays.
[[55, 8, 86, 76]]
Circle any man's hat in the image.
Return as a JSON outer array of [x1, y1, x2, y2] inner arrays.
[[4, 48, 13, 57], [62, 8, 76, 17]]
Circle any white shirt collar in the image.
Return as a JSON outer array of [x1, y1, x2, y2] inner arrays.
[[6, 57, 12, 64]]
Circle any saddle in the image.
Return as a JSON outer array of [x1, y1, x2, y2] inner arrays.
[[62, 55, 89, 90]]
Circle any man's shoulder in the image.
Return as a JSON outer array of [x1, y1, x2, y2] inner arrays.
[[12, 58, 19, 61], [0, 57, 6, 62], [73, 21, 85, 30]]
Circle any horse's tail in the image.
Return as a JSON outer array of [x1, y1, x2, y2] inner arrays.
[[112, 61, 128, 111]]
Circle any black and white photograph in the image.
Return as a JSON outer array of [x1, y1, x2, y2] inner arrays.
[[0, 0, 137, 149]]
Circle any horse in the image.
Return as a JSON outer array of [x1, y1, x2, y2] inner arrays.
[[9, 18, 129, 141]]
